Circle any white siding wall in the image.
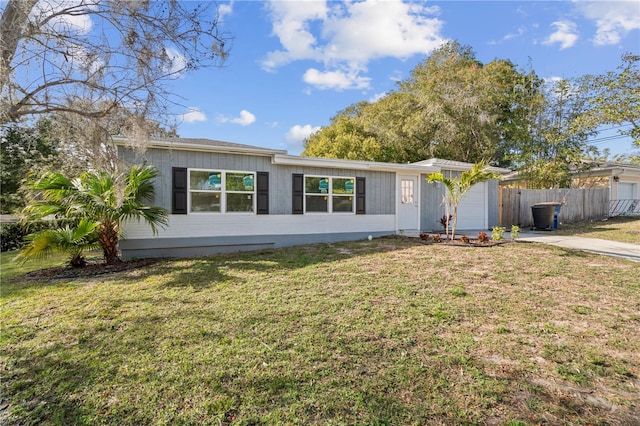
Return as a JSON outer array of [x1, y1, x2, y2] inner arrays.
[[123, 214, 396, 239]]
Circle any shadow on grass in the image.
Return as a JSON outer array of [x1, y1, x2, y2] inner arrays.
[[1, 342, 101, 425], [1, 237, 424, 296]]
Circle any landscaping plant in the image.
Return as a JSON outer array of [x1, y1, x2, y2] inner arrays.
[[22, 165, 168, 265], [491, 226, 506, 241], [15, 218, 100, 267], [427, 162, 500, 240]]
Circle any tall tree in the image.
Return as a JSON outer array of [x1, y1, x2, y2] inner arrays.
[[1, 0, 229, 127], [303, 114, 383, 161], [303, 42, 542, 166], [573, 53, 640, 146], [0, 118, 62, 213], [511, 79, 597, 188], [399, 42, 541, 165]]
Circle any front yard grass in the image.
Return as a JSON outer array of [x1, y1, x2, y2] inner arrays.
[[1, 238, 639, 425], [555, 215, 640, 244]]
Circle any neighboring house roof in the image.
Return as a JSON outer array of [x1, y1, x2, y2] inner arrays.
[[500, 160, 640, 184], [570, 160, 640, 175]]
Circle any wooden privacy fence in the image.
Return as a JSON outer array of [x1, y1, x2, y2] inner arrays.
[[500, 188, 609, 228]]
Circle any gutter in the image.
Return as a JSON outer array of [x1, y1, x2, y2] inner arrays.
[[271, 154, 440, 173]]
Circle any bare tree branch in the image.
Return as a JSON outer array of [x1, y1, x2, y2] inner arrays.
[[1, 0, 230, 124]]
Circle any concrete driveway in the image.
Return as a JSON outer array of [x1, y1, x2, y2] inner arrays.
[[517, 231, 640, 262]]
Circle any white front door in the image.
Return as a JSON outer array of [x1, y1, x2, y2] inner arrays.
[[398, 175, 419, 231]]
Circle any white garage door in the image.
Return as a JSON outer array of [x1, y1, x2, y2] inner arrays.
[[456, 182, 487, 230], [618, 182, 636, 200]]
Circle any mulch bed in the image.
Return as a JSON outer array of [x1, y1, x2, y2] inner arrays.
[[382, 233, 519, 247], [23, 258, 158, 280], [416, 233, 517, 247]]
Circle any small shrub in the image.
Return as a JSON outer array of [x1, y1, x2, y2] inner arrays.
[[0, 218, 79, 252], [419, 232, 430, 241], [510, 225, 520, 239], [0, 222, 27, 252], [439, 215, 452, 231], [477, 232, 489, 243], [432, 234, 442, 243], [491, 226, 505, 241], [460, 235, 470, 244]]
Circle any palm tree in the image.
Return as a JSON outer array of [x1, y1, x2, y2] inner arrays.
[[16, 219, 100, 267], [24, 165, 168, 265], [427, 162, 501, 240]]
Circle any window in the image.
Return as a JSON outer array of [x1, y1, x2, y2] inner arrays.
[[401, 179, 414, 204], [189, 169, 255, 213], [304, 176, 355, 213]]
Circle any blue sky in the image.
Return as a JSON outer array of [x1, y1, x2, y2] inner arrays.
[[170, 0, 640, 158]]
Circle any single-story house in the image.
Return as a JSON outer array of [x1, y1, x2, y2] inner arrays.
[[571, 160, 640, 216], [116, 138, 508, 258]]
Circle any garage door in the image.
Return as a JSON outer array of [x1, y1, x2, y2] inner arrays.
[[456, 182, 487, 230], [617, 182, 636, 200]]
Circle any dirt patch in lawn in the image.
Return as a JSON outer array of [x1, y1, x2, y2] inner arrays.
[[22, 258, 158, 280]]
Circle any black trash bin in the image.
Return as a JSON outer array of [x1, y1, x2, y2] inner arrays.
[[531, 203, 555, 230]]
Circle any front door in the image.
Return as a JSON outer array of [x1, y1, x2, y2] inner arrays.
[[398, 175, 419, 231]]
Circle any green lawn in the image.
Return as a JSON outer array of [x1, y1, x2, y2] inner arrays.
[[555, 215, 640, 244], [1, 238, 639, 425]]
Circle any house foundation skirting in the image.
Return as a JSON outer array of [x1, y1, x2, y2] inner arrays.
[[119, 231, 393, 259]]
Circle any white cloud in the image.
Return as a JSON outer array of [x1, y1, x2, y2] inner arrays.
[[286, 124, 321, 149], [574, 1, 640, 45], [218, 1, 234, 19], [303, 68, 370, 91], [180, 108, 207, 124], [218, 110, 256, 126], [543, 20, 579, 49], [232, 110, 256, 126], [262, 0, 446, 91], [369, 92, 387, 103], [31, 0, 95, 35], [504, 26, 528, 41], [164, 47, 188, 78]]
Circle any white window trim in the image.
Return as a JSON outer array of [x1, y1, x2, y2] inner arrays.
[[304, 175, 356, 214], [188, 168, 256, 214]]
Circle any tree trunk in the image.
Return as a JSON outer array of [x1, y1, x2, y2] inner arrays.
[[99, 221, 121, 265], [1, 0, 38, 93]]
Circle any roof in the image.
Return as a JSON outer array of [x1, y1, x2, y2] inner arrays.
[[115, 137, 509, 175], [412, 158, 511, 173], [571, 160, 640, 173], [114, 136, 287, 156]]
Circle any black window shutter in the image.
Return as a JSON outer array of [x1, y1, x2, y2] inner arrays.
[[356, 177, 366, 214], [256, 172, 269, 214], [292, 173, 304, 214], [172, 167, 188, 214]]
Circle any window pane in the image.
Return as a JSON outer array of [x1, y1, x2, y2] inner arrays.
[[333, 178, 354, 195], [226, 172, 254, 192], [306, 177, 329, 194], [191, 171, 221, 190], [401, 179, 414, 204], [333, 196, 354, 212], [227, 193, 254, 212], [306, 195, 328, 212], [191, 192, 221, 212]]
